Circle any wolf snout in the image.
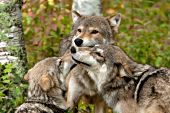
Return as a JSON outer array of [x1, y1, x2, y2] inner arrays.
[[74, 38, 83, 46], [70, 46, 76, 54]]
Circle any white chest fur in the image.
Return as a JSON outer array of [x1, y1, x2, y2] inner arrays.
[[87, 64, 108, 91]]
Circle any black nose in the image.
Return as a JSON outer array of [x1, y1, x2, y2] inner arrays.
[[70, 46, 76, 54], [74, 38, 83, 46]]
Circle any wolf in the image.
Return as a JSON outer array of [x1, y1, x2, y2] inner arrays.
[[15, 52, 76, 113], [70, 45, 170, 113], [62, 11, 121, 113], [59, 11, 121, 56]]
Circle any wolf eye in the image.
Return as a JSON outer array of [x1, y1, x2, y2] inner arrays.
[[77, 28, 81, 33], [91, 30, 99, 34]]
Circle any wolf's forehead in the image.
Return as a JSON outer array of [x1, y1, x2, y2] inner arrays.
[[78, 25, 99, 30], [79, 17, 109, 27]]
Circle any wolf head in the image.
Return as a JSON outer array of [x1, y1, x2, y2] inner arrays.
[[71, 11, 121, 47], [24, 52, 76, 88], [70, 45, 133, 81], [23, 52, 76, 109]]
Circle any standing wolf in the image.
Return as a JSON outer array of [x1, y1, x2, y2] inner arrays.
[[59, 11, 121, 113], [58, 11, 121, 113], [71, 45, 170, 113]]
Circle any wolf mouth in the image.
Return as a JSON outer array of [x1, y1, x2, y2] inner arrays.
[[72, 56, 91, 67]]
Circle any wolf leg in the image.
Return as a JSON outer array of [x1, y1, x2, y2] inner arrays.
[[67, 75, 83, 110]]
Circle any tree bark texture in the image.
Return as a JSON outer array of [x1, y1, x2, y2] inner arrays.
[[72, 0, 102, 17], [0, 0, 27, 75]]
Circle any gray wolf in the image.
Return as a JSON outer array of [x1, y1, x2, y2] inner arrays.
[[15, 52, 76, 113], [60, 11, 121, 113], [71, 45, 170, 113]]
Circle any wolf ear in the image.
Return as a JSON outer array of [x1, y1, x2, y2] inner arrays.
[[23, 73, 29, 81], [23, 69, 32, 81], [108, 13, 121, 32], [119, 64, 132, 77], [72, 10, 82, 23], [39, 74, 54, 92]]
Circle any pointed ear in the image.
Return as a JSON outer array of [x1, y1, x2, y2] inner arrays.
[[24, 73, 29, 81], [119, 64, 132, 77], [39, 74, 54, 91], [23, 69, 32, 81], [72, 10, 82, 23], [108, 13, 121, 32]]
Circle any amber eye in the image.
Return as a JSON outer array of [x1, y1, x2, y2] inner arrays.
[[91, 30, 99, 34], [77, 28, 81, 33]]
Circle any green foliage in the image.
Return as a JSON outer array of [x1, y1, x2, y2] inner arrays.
[[22, 0, 71, 67], [103, 0, 170, 68], [0, 63, 28, 113], [114, 0, 170, 68]]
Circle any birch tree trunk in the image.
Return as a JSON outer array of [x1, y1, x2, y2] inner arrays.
[[0, 0, 27, 75], [72, 0, 102, 17]]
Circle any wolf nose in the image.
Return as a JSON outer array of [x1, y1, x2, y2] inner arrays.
[[74, 38, 83, 46], [71, 46, 76, 54]]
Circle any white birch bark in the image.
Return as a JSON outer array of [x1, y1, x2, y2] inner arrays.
[[72, 0, 102, 18], [0, 0, 27, 73]]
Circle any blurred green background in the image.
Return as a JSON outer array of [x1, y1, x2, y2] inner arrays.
[[0, 0, 170, 112]]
